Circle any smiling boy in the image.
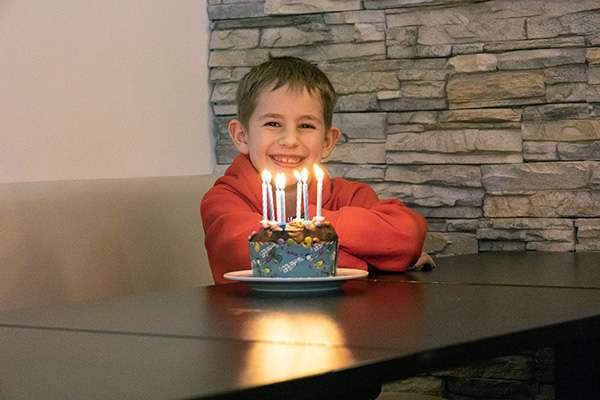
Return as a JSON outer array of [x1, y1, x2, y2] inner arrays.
[[201, 56, 428, 284]]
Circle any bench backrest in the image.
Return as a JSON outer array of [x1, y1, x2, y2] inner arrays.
[[0, 175, 216, 311]]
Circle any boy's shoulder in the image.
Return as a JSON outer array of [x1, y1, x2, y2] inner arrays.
[[331, 176, 374, 191]]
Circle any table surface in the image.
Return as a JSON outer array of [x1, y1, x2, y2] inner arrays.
[[1, 252, 600, 399], [378, 252, 600, 289]]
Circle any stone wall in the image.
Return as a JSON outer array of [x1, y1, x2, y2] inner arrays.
[[208, 0, 600, 258], [207, 3, 599, 398]]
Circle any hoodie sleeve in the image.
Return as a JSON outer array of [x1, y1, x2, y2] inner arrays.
[[200, 184, 261, 284], [317, 181, 427, 272]]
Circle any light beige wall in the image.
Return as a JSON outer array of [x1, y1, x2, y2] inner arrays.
[[0, 0, 213, 183]]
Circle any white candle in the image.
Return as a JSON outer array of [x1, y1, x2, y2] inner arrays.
[[275, 173, 286, 225], [263, 170, 275, 222], [261, 170, 270, 222], [293, 170, 302, 220], [314, 164, 324, 223], [301, 168, 309, 220]]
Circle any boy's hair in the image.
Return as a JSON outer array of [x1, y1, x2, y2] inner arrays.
[[235, 56, 337, 129]]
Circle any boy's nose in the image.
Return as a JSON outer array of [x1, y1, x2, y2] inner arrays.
[[278, 126, 300, 147]]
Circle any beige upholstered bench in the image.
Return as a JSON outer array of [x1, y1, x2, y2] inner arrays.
[[0, 174, 216, 311]]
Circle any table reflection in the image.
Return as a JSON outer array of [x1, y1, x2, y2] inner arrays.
[[240, 312, 355, 383]]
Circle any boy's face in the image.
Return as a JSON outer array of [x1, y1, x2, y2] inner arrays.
[[228, 84, 340, 186]]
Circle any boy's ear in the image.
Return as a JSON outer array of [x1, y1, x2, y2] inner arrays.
[[228, 119, 249, 154], [321, 126, 341, 159]]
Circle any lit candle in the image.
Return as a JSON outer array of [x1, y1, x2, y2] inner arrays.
[[301, 168, 309, 220], [275, 173, 286, 225], [293, 170, 302, 220], [314, 164, 324, 223]]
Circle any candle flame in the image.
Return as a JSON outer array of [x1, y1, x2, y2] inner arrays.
[[300, 168, 309, 183], [275, 173, 286, 190], [262, 170, 272, 183], [293, 170, 301, 181], [314, 164, 324, 182]]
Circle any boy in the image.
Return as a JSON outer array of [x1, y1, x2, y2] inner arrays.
[[201, 56, 429, 284]]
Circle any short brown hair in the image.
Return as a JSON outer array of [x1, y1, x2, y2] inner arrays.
[[235, 56, 337, 129]]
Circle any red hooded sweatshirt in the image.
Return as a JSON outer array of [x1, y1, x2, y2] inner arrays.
[[201, 154, 427, 284]]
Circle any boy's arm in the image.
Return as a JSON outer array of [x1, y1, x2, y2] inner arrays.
[[201, 187, 260, 284], [317, 184, 427, 272]]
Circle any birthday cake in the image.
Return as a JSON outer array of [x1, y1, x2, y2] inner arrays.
[[249, 219, 338, 278]]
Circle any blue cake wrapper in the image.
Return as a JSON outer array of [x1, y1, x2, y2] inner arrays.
[[249, 240, 338, 278]]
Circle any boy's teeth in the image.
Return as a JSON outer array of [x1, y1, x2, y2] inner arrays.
[[273, 156, 301, 164]]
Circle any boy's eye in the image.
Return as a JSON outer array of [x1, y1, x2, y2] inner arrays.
[[299, 123, 316, 129], [264, 121, 281, 128]]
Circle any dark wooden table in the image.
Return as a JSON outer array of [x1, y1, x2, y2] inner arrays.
[[0, 252, 599, 399], [376, 252, 600, 289]]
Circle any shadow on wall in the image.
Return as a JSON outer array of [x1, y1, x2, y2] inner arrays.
[[0, 174, 216, 312]]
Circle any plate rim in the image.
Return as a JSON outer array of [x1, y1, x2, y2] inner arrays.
[[223, 268, 368, 283]]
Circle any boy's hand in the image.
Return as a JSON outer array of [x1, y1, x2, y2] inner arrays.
[[410, 252, 437, 271]]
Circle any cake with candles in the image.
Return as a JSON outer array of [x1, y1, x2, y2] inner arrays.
[[249, 218, 338, 278], [249, 166, 339, 278]]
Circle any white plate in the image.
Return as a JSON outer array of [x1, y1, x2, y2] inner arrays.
[[223, 268, 369, 293]]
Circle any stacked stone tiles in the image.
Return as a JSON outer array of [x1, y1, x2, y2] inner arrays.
[[208, 0, 600, 256]]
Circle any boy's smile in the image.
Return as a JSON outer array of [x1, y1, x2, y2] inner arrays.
[[228, 84, 340, 187]]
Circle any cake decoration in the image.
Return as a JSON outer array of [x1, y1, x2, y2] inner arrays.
[[249, 165, 339, 278]]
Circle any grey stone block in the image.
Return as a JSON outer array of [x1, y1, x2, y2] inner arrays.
[[442, 108, 521, 123], [211, 82, 238, 103], [485, 36, 586, 52], [414, 206, 482, 219], [497, 48, 586, 70], [544, 65, 587, 84], [484, 191, 600, 218], [447, 71, 545, 108], [270, 42, 386, 63], [576, 238, 600, 251], [208, 2, 265, 20], [479, 240, 527, 252], [324, 10, 385, 24], [546, 83, 588, 102], [213, 14, 323, 30], [558, 141, 600, 160], [522, 103, 592, 121], [522, 119, 600, 141], [481, 162, 591, 194], [335, 93, 379, 112], [387, 151, 522, 165], [210, 29, 260, 50], [208, 49, 270, 67], [386, 129, 522, 154], [265, 0, 361, 15], [380, 183, 484, 207], [325, 163, 385, 181], [424, 232, 478, 255], [575, 218, 600, 238], [400, 81, 446, 99], [589, 66, 600, 85], [379, 98, 448, 112], [388, 111, 439, 125], [328, 141, 386, 164], [385, 165, 482, 187], [332, 112, 387, 139], [328, 70, 398, 95]]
